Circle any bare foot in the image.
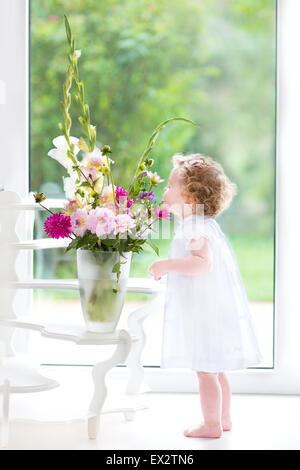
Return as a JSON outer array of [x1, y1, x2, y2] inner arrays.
[[222, 417, 232, 432], [183, 423, 222, 439]]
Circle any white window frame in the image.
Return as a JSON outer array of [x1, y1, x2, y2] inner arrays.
[[0, 0, 32, 354], [2, 0, 300, 394]]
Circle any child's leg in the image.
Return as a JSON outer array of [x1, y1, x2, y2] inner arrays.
[[183, 371, 222, 438], [218, 372, 232, 431]]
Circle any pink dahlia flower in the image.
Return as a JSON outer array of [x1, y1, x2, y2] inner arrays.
[[70, 209, 88, 236], [44, 212, 72, 239], [87, 207, 116, 237], [114, 214, 135, 235]]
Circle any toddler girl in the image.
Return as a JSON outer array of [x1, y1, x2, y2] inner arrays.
[[149, 153, 262, 439]]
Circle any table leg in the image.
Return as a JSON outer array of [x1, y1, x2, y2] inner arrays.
[[1, 379, 10, 448], [125, 289, 164, 395], [88, 329, 131, 440]]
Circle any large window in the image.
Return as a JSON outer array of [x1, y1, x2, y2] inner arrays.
[[29, 0, 276, 369]]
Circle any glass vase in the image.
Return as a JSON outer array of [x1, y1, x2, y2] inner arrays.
[[76, 249, 132, 333]]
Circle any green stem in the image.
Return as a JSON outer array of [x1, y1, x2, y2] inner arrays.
[[145, 183, 153, 200], [64, 16, 96, 152], [106, 155, 116, 205], [77, 166, 95, 190], [38, 203, 55, 216], [128, 117, 200, 195], [139, 216, 159, 238]]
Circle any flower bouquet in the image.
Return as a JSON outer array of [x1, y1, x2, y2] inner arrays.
[[33, 15, 199, 332]]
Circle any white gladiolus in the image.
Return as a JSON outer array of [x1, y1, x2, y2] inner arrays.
[[63, 172, 78, 200], [48, 135, 80, 177]]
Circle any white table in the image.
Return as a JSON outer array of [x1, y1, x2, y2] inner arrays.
[[0, 281, 165, 442]]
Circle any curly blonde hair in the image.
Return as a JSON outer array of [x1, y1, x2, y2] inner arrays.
[[172, 153, 238, 217]]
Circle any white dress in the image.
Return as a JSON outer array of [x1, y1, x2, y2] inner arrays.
[[160, 213, 263, 373]]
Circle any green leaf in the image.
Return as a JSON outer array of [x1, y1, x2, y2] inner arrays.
[[112, 261, 120, 273], [145, 239, 159, 256], [64, 238, 78, 252], [64, 15, 72, 45]]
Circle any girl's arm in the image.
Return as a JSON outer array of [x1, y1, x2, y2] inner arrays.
[[149, 237, 212, 280]]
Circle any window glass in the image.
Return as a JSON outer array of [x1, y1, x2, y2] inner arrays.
[[30, 0, 276, 367]]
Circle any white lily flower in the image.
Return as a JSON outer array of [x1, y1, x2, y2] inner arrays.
[[48, 135, 80, 176]]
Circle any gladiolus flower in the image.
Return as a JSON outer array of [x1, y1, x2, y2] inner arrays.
[[63, 172, 78, 200], [48, 135, 80, 176]]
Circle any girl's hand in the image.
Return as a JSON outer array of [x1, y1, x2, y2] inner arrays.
[[149, 260, 169, 281]]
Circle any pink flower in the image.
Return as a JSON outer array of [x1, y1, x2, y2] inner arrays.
[[79, 165, 100, 183], [154, 208, 171, 220], [86, 208, 100, 233], [115, 186, 128, 202], [102, 203, 116, 213], [115, 186, 134, 208], [114, 214, 135, 235], [63, 199, 78, 215], [44, 212, 72, 239], [70, 209, 88, 236], [99, 185, 114, 205], [87, 207, 116, 237], [81, 148, 106, 168], [126, 198, 135, 208], [147, 171, 164, 184]]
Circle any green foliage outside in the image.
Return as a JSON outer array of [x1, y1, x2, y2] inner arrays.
[[31, 0, 276, 302]]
